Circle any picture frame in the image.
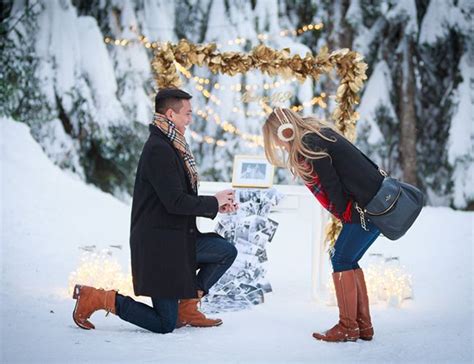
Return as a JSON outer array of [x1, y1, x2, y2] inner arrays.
[[232, 155, 275, 188]]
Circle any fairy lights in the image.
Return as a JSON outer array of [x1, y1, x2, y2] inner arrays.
[[175, 60, 327, 111], [68, 250, 135, 298], [108, 22, 329, 150], [104, 21, 329, 150], [103, 22, 324, 48], [327, 255, 413, 308], [151, 65, 327, 149]]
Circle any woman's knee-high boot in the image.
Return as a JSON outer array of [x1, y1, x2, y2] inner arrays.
[[313, 270, 360, 342], [354, 268, 374, 340]]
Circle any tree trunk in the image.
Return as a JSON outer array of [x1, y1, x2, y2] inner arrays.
[[326, 0, 353, 49], [399, 36, 418, 186]]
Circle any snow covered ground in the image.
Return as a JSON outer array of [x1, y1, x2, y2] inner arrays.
[[1, 117, 473, 363]]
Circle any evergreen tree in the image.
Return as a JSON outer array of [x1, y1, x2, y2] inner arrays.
[[0, 1, 51, 124]]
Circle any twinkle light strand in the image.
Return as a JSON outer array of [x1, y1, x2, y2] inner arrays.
[[68, 250, 135, 298], [173, 61, 317, 147], [103, 22, 324, 48], [175, 60, 328, 115], [327, 258, 413, 308]]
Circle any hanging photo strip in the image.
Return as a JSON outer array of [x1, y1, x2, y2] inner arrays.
[[201, 188, 284, 313]]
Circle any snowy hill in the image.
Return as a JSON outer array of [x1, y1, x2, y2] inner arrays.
[[1, 117, 473, 363]]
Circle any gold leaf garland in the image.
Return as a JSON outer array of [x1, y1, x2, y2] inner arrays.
[[151, 39, 368, 251]]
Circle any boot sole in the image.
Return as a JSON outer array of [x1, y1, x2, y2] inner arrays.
[[185, 320, 223, 328], [312, 333, 358, 342], [72, 284, 93, 330]]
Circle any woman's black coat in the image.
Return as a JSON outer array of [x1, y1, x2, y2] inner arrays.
[[302, 128, 384, 224], [130, 125, 219, 298]]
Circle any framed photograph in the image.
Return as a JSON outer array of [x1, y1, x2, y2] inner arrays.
[[232, 155, 275, 188]]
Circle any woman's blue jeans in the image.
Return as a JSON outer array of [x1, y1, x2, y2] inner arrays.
[[115, 234, 237, 333], [331, 220, 380, 272]]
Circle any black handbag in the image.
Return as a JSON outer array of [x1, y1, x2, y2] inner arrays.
[[354, 155, 425, 240]]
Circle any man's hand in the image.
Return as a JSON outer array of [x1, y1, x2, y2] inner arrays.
[[214, 189, 235, 207], [219, 202, 239, 214]]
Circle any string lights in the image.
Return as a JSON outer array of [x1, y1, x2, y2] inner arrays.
[[103, 22, 324, 49], [327, 255, 413, 308], [105, 23, 328, 149], [68, 250, 135, 298], [172, 60, 328, 148], [176, 61, 327, 109], [105, 29, 339, 153]]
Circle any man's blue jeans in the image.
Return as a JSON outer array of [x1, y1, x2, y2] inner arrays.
[[331, 221, 380, 272], [116, 234, 237, 333], [195, 234, 238, 294], [115, 295, 178, 333]]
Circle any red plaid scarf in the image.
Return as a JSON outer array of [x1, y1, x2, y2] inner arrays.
[[301, 160, 353, 223]]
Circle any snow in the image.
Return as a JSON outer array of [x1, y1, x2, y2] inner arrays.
[[418, 0, 470, 45], [447, 57, 473, 163], [34, 0, 126, 127], [352, 17, 385, 57], [356, 61, 391, 145], [253, 0, 280, 35], [78, 16, 125, 125], [386, 0, 418, 36], [45, 0, 82, 98], [345, 0, 363, 29], [139, 0, 176, 42], [1, 117, 473, 363], [206, 0, 243, 49], [31, 118, 84, 177], [447, 53, 474, 208]]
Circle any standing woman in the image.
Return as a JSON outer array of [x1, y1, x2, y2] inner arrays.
[[262, 107, 384, 342]]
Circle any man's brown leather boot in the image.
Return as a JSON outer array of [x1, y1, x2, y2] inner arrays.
[[72, 284, 117, 330], [313, 270, 360, 342], [177, 291, 222, 327]]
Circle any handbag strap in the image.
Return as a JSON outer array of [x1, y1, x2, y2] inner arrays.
[[354, 148, 388, 231]]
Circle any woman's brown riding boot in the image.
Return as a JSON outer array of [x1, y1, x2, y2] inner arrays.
[[178, 291, 222, 327], [72, 284, 117, 330], [354, 268, 374, 340], [313, 270, 360, 342]]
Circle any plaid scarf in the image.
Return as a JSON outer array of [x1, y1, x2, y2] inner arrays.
[[301, 160, 353, 223], [152, 113, 198, 193]]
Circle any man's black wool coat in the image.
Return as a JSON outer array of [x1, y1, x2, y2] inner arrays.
[[130, 124, 219, 298]]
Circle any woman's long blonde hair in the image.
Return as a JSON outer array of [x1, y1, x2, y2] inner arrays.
[[262, 108, 338, 183]]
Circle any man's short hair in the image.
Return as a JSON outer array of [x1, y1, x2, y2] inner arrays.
[[155, 88, 192, 114]]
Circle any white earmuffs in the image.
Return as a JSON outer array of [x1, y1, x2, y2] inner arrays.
[[275, 108, 295, 142]]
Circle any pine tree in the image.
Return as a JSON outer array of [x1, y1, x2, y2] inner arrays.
[[0, 1, 52, 124]]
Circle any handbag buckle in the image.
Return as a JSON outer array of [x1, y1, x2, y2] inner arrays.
[[379, 168, 388, 177]]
